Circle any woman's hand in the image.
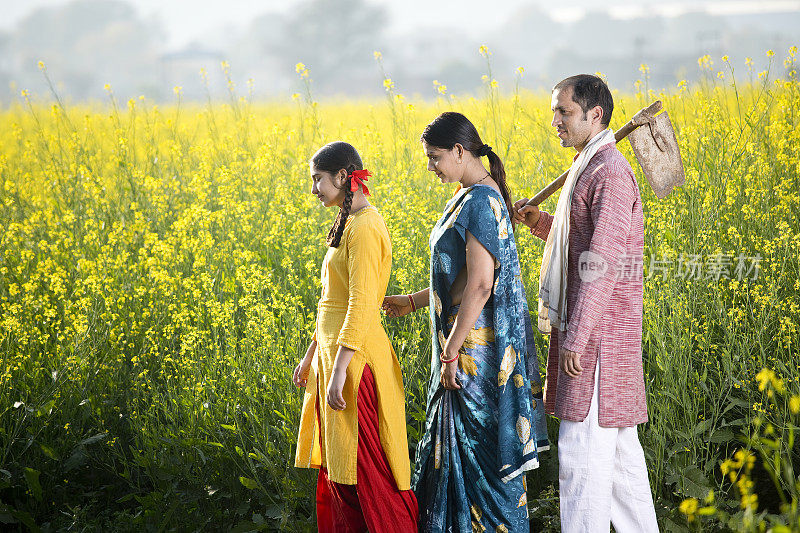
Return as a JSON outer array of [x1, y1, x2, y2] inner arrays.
[[382, 295, 413, 318], [292, 343, 315, 388], [326, 368, 348, 410], [292, 357, 312, 387], [513, 198, 540, 229], [440, 352, 461, 390]]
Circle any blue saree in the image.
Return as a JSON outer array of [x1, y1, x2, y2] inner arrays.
[[414, 185, 550, 532]]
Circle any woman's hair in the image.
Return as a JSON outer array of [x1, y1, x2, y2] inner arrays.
[[310, 141, 363, 248], [421, 112, 514, 218]]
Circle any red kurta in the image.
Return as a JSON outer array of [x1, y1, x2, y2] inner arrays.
[[530, 143, 648, 427]]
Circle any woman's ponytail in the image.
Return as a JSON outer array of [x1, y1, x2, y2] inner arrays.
[[485, 149, 513, 222]]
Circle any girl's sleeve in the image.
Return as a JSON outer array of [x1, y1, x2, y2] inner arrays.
[[336, 217, 387, 353]]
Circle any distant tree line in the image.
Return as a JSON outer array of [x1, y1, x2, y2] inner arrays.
[[1, 0, 797, 104]]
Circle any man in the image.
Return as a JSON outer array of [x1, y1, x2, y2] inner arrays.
[[513, 74, 659, 532]]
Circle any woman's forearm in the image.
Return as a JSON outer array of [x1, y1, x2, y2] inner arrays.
[[411, 288, 430, 309], [444, 229, 495, 359], [443, 279, 491, 358], [304, 339, 317, 360], [332, 345, 356, 374]]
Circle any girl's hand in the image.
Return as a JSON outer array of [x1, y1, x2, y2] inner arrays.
[[326, 368, 348, 410], [382, 295, 413, 318], [292, 354, 313, 388], [440, 355, 461, 390]]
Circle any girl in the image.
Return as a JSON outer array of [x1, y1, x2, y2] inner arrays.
[[383, 113, 549, 532], [293, 141, 418, 532]]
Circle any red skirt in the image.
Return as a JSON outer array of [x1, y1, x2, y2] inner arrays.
[[316, 365, 418, 532]]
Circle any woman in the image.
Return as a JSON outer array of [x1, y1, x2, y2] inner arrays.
[[383, 113, 549, 532], [293, 141, 418, 532]]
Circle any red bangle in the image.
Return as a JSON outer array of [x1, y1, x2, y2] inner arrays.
[[440, 353, 459, 364], [407, 294, 417, 312]]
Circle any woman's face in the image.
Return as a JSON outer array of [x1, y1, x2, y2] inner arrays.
[[310, 164, 345, 208], [423, 141, 462, 183]]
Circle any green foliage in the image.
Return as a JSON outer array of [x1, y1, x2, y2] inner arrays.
[[1, 48, 799, 531]]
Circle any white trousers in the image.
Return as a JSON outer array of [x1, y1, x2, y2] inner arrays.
[[557, 368, 659, 533]]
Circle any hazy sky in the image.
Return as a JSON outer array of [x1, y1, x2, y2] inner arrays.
[[4, 0, 799, 49]]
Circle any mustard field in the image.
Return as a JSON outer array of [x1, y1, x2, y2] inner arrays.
[[1, 52, 799, 531]]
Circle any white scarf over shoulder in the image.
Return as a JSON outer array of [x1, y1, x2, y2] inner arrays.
[[537, 128, 616, 334]]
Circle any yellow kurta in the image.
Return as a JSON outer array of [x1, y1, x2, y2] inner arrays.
[[294, 206, 411, 490]]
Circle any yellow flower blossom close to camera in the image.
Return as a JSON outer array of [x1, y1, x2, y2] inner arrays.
[[790, 395, 800, 414], [679, 498, 698, 521]]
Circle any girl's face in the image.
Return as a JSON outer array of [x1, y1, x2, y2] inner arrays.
[[423, 141, 463, 183], [310, 164, 346, 208]]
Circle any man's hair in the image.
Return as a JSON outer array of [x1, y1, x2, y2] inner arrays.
[[553, 74, 613, 126]]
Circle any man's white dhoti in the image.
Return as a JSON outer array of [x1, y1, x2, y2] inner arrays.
[[557, 367, 659, 532]]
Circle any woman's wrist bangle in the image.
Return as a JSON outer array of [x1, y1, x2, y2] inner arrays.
[[407, 294, 417, 312], [440, 353, 459, 364]]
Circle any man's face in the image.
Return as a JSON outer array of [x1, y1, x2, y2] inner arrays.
[[551, 86, 593, 150]]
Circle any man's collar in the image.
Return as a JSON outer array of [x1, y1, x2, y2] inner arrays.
[[573, 139, 615, 161]]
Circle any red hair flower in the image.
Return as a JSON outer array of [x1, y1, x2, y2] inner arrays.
[[349, 169, 371, 196]]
